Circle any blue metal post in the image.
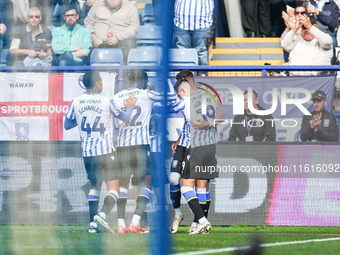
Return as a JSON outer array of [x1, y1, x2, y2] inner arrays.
[[151, 0, 173, 254]]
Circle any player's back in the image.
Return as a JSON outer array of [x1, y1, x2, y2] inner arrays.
[[114, 88, 154, 147], [71, 92, 114, 157], [189, 89, 218, 148]]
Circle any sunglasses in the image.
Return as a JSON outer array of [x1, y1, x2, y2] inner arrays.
[[294, 11, 306, 15], [28, 15, 40, 19]]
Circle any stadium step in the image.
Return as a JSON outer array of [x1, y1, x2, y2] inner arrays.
[[210, 37, 285, 66]]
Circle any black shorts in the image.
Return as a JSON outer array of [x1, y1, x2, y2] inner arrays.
[[116, 145, 150, 182], [170, 145, 188, 174], [83, 153, 119, 182], [182, 144, 218, 179]]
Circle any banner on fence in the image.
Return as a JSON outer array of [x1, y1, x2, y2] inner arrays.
[[0, 75, 336, 141], [1, 142, 340, 226], [0, 72, 116, 141]]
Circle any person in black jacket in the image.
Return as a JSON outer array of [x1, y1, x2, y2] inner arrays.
[[300, 90, 339, 142], [228, 90, 276, 142]]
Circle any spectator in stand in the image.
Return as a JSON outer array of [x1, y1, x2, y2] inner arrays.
[[281, 9, 333, 66], [12, 0, 55, 26], [240, 0, 271, 37], [52, 5, 92, 66], [300, 90, 339, 142], [173, 0, 213, 66], [54, 0, 97, 26], [12, 0, 29, 26], [84, 0, 139, 64], [9, 7, 53, 66], [284, 0, 339, 47], [228, 90, 276, 142], [0, 0, 13, 52]]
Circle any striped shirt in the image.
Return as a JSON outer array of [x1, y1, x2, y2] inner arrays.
[[171, 90, 218, 148], [149, 113, 162, 153], [114, 83, 177, 147], [65, 92, 122, 157], [174, 0, 214, 30], [179, 119, 190, 148], [171, 97, 190, 148], [190, 89, 217, 147]]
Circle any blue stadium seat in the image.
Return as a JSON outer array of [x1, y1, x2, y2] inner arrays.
[[128, 48, 161, 76], [141, 3, 156, 26], [168, 49, 198, 66], [0, 49, 9, 66], [127, 48, 161, 66], [136, 26, 162, 47], [52, 4, 64, 27], [90, 48, 124, 66]]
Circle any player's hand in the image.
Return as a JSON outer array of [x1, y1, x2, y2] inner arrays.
[[38, 52, 48, 59], [192, 119, 210, 130], [171, 139, 180, 154], [74, 46, 82, 51], [28, 50, 37, 58], [107, 36, 119, 46], [124, 93, 138, 109], [92, 35, 103, 47]]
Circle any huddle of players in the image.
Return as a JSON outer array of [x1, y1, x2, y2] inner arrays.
[[65, 69, 177, 234], [64, 69, 223, 234]]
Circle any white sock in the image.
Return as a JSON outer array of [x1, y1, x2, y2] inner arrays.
[[99, 212, 106, 220], [118, 218, 126, 228], [120, 187, 128, 194], [174, 208, 182, 218], [198, 217, 207, 224], [191, 222, 198, 228], [90, 222, 98, 228], [131, 215, 141, 227]]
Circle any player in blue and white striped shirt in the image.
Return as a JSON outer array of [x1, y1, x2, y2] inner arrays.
[[64, 70, 136, 233], [114, 70, 177, 233], [173, 0, 214, 66], [169, 73, 224, 234]]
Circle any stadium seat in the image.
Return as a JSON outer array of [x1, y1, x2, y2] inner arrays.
[[127, 48, 161, 66], [0, 49, 9, 66], [141, 3, 156, 26], [52, 4, 64, 27], [127, 48, 161, 76], [168, 49, 198, 76], [90, 48, 124, 66], [168, 48, 198, 66], [136, 26, 162, 47]]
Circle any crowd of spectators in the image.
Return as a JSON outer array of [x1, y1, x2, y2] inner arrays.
[[1, 0, 140, 66], [1, 0, 340, 67]]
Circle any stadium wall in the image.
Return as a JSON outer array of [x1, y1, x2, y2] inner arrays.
[[1, 141, 339, 226]]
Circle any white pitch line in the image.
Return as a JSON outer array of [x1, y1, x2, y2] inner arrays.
[[175, 237, 340, 255]]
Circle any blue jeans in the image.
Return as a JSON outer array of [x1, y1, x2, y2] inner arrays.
[[173, 26, 211, 66], [54, 52, 84, 66], [330, 33, 337, 48]]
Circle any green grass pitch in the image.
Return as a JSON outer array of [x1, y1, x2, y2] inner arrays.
[[1, 225, 340, 255]]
